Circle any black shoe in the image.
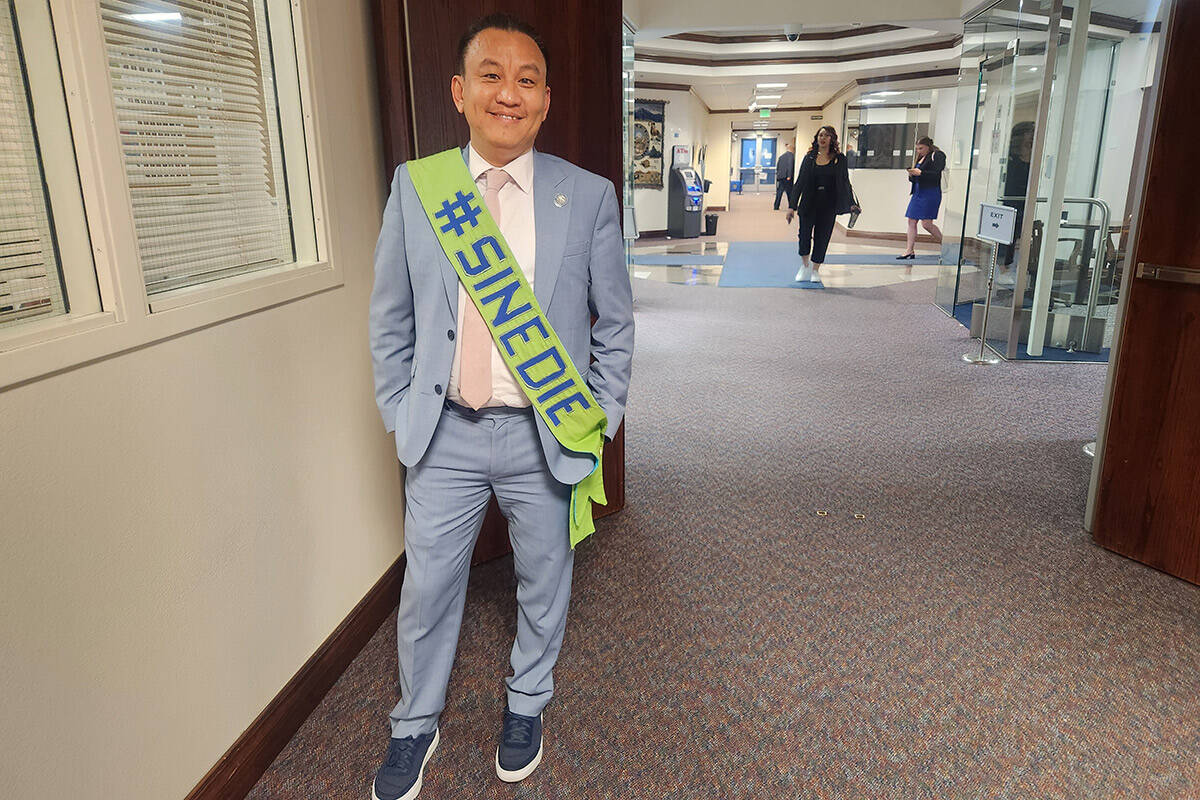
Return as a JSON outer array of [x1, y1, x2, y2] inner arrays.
[[372, 728, 439, 800], [495, 708, 543, 783], [896, 252, 916, 260]]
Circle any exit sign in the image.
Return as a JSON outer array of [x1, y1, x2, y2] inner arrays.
[[760, 109, 771, 118]]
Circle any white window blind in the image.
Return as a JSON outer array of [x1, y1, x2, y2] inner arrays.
[[0, 1, 66, 330], [99, 0, 296, 296]]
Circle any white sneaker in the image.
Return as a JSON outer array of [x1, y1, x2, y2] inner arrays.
[[794, 265, 813, 282]]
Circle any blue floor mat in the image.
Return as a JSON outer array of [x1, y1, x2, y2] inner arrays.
[[717, 243, 810, 287], [717, 242, 937, 287], [631, 254, 726, 266]]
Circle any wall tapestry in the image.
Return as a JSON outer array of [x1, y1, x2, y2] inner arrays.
[[632, 99, 665, 188]]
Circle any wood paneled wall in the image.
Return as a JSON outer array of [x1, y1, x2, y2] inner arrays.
[[1093, 0, 1200, 585], [370, 0, 627, 562]]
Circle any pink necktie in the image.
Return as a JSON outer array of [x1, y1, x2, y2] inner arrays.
[[458, 168, 511, 409]]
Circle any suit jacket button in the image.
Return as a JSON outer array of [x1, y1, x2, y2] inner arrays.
[[447, 329, 455, 340], [434, 384, 443, 395]]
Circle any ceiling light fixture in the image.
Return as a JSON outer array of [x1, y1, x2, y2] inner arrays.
[[756, 83, 788, 89]]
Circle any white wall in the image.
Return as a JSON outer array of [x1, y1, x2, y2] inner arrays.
[[847, 169, 926, 232], [843, 88, 956, 235], [633, 88, 708, 231], [0, 3, 404, 799], [705, 114, 733, 208]]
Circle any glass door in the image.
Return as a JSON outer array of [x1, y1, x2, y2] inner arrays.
[[1009, 2, 1162, 360], [738, 135, 778, 192], [759, 136, 778, 189], [739, 137, 758, 190], [940, 0, 1169, 363], [937, 0, 1048, 336]]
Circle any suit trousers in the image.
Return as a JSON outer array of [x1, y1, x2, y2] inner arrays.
[[389, 401, 574, 737], [773, 180, 792, 210]]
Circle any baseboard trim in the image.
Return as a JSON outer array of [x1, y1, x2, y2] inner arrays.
[[186, 554, 407, 800], [837, 223, 941, 244]]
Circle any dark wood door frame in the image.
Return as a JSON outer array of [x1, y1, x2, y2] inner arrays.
[[1091, 0, 1200, 585]]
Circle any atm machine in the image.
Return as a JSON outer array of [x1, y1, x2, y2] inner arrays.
[[667, 164, 703, 238]]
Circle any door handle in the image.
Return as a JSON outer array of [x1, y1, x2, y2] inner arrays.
[[1137, 262, 1200, 285]]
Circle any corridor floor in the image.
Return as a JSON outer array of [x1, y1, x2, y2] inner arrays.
[[249, 276, 1200, 799], [631, 189, 946, 288]]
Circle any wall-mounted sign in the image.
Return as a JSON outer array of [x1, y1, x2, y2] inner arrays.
[[672, 144, 692, 167]]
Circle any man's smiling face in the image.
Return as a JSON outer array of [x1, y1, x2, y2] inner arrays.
[[452, 28, 550, 166]]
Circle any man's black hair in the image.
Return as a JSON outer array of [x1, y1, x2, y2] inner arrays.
[[455, 13, 549, 81]]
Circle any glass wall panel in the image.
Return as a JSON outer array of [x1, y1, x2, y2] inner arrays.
[[1013, 1, 1165, 359], [938, 0, 1168, 362], [622, 23, 634, 270]]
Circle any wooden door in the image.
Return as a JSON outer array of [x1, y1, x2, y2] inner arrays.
[[1092, 0, 1200, 584], [371, 0, 627, 563]]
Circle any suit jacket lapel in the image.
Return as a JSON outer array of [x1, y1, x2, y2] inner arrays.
[[533, 151, 571, 311]]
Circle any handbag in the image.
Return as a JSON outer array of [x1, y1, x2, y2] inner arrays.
[[847, 189, 862, 228]]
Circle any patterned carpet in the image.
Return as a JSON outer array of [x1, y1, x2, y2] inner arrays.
[[249, 278, 1200, 799]]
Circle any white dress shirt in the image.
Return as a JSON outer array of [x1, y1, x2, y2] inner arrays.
[[447, 143, 537, 408]]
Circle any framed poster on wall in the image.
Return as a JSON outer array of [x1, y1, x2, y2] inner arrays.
[[633, 99, 665, 188]]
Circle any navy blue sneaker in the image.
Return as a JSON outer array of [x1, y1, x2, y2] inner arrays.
[[495, 708, 543, 782], [372, 727, 439, 800]]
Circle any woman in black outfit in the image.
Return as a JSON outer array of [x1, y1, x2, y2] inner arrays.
[[785, 125, 860, 283]]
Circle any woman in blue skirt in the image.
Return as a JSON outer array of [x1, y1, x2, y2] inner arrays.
[[897, 136, 945, 259]]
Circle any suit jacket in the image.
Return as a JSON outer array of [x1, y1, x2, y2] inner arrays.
[[776, 150, 795, 186], [369, 147, 635, 486], [788, 152, 857, 215], [909, 150, 946, 194]]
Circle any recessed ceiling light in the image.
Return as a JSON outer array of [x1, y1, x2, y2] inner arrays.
[[757, 83, 788, 89], [755, 95, 782, 101], [872, 91, 903, 97]]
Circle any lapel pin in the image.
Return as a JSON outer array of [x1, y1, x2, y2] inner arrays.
[[554, 193, 568, 208]]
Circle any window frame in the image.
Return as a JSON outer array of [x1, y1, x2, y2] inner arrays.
[[0, 0, 338, 389]]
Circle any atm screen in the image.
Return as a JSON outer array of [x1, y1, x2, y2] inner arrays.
[[679, 169, 701, 191]]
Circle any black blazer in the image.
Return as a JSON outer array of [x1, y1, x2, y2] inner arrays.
[[909, 150, 946, 194], [787, 151, 857, 215]]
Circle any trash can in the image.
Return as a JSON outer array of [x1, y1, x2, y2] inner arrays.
[[704, 213, 718, 236]]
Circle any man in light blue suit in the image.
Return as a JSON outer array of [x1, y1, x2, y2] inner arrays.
[[367, 14, 633, 800]]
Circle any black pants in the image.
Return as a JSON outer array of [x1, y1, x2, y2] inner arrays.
[[774, 180, 792, 210], [798, 204, 837, 263]]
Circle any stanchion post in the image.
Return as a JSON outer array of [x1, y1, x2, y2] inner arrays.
[[963, 241, 1002, 365]]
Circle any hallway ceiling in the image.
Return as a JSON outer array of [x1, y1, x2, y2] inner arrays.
[[633, 22, 963, 113]]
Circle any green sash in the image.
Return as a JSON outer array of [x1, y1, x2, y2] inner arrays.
[[407, 148, 607, 548]]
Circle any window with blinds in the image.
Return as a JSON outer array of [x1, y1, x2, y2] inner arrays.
[[0, 1, 67, 330], [99, 0, 297, 296]]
